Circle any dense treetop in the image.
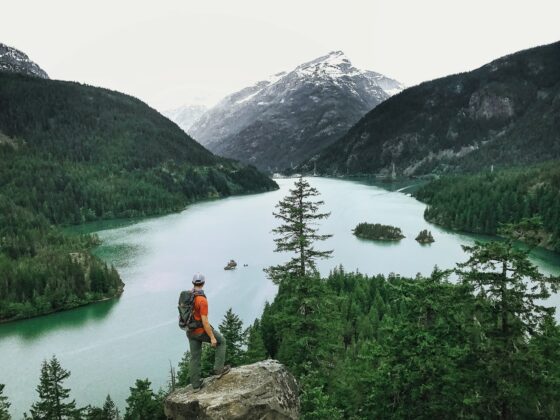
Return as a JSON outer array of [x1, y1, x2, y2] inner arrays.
[[415, 162, 560, 252], [353, 223, 405, 241]]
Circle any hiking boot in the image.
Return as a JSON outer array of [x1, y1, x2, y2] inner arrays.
[[192, 381, 204, 393], [214, 365, 231, 379]]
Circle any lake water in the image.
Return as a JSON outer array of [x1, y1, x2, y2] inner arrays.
[[2, 177, 559, 417]]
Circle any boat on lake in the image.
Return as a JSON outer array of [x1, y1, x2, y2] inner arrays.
[[224, 259, 237, 270]]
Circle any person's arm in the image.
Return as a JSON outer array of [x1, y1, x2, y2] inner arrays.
[[201, 315, 217, 347]]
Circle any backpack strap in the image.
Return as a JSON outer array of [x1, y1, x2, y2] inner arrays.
[[192, 289, 206, 297]]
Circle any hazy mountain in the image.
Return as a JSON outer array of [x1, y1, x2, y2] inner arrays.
[[163, 104, 208, 134], [0, 43, 49, 79], [303, 41, 560, 176], [189, 51, 404, 172]]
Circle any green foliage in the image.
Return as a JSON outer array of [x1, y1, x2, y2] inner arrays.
[[242, 319, 267, 364], [307, 41, 560, 176], [83, 396, 120, 420], [29, 356, 77, 420], [415, 229, 435, 243], [259, 255, 560, 418], [123, 379, 165, 420], [0, 384, 10, 420], [265, 177, 332, 284], [100, 395, 119, 420], [176, 351, 191, 387], [0, 71, 277, 321], [415, 162, 560, 251], [0, 197, 124, 321], [455, 236, 560, 419], [353, 223, 404, 241], [219, 308, 245, 367]]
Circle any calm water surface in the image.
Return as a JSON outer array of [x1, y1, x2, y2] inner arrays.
[[2, 177, 559, 417]]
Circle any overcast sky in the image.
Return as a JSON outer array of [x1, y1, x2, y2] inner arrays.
[[2, 0, 559, 111]]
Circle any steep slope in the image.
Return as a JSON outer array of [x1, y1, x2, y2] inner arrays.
[[0, 42, 49, 79], [189, 51, 404, 172], [304, 41, 560, 176], [0, 71, 277, 321], [0, 71, 277, 223], [163, 104, 207, 134]]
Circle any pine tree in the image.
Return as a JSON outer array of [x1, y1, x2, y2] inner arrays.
[[456, 235, 560, 419], [29, 356, 77, 420], [265, 177, 332, 284], [176, 351, 191, 387], [219, 308, 245, 366], [243, 319, 267, 363], [124, 379, 164, 420], [101, 395, 119, 420], [0, 384, 10, 420]]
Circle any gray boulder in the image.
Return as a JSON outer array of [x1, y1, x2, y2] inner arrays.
[[164, 359, 299, 420]]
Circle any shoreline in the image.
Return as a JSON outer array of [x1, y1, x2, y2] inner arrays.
[[0, 288, 124, 325], [1, 184, 278, 325]]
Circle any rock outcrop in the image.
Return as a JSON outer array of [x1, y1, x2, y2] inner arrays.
[[164, 360, 299, 420], [0, 43, 49, 79]]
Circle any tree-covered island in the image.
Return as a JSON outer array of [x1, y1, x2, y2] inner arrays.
[[353, 223, 405, 241], [415, 229, 435, 244]]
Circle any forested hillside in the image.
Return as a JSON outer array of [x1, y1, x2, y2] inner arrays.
[[415, 162, 560, 252], [254, 264, 560, 418], [303, 41, 560, 176], [0, 71, 277, 321]]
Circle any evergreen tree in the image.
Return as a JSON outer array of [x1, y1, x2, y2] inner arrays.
[[243, 319, 268, 364], [176, 352, 191, 387], [0, 384, 10, 420], [124, 379, 164, 420], [29, 356, 77, 420], [265, 177, 332, 284], [219, 308, 245, 366], [456, 236, 560, 419], [101, 395, 119, 420]]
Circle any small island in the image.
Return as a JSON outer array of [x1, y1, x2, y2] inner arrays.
[[353, 223, 405, 241], [415, 229, 435, 244]]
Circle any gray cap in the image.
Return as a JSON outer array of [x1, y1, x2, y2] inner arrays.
[[192, 273, 205, 285]]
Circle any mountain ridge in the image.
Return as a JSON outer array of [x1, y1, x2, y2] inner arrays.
[[301, 41, 560, 176], [187, 51, 404, 172]]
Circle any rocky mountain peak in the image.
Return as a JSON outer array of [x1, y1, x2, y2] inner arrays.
[[185, 51, 404, 171], [0, 43, 49, 79]]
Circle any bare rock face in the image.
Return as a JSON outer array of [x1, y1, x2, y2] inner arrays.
[[468, 89, 514, 120], [164, 360, 299, 420], [0, 43, 49, 79]]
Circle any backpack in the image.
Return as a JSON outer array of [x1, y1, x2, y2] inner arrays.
[[178, 289, 205, 331]]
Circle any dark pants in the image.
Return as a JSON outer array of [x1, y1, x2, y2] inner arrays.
[[187, 328, 226, 388]]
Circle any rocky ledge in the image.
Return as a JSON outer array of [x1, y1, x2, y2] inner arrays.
[[164, 359, 299, 420]]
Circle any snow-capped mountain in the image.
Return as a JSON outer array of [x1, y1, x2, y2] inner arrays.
[[0, 43, 49, 79], [189, 51, 404, 171], [163, 104, 207, 134]]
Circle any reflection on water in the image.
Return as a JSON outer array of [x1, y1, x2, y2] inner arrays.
[[0, 299, 119, 341]]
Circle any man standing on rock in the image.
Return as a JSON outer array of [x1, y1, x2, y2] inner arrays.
[[187, 273, 230, 390]]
